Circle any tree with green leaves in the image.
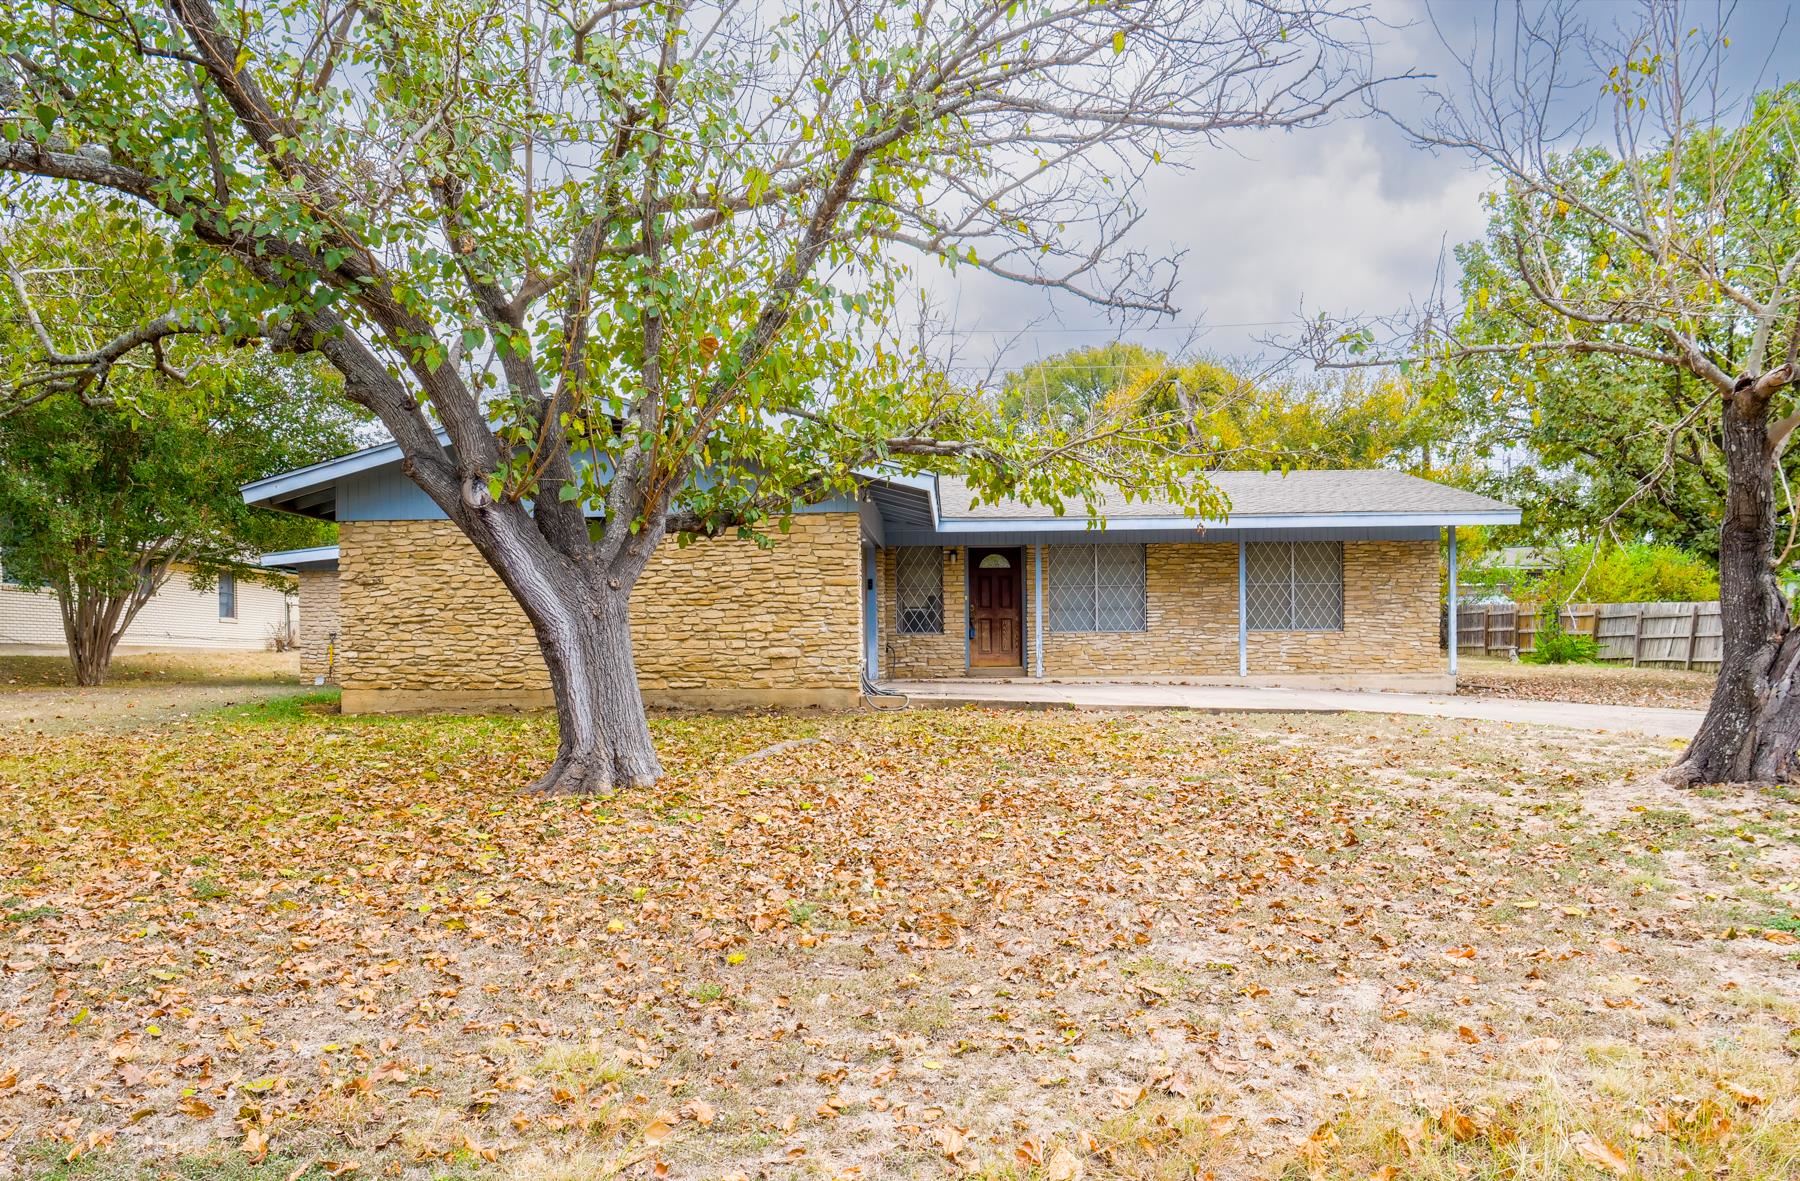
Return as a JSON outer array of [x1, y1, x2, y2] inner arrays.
[[1425, 174, 1800, 559], [1304, 3, 1800, 784], [1001, 345, 1452, 473], [0, 0, 1395, 792], [0, 212, 359, 685]]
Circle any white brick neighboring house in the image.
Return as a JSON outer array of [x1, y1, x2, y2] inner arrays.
[[0, 562, 298, 653]]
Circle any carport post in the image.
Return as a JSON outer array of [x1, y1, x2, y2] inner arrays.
[[1032, 544, 1045, 678], [1448, 526, 1459, 678], [1237, 541, 1248, 678]]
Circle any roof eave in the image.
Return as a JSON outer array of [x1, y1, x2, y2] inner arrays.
[[928, 509, 1521, 533], [259, 544, 341, 572]]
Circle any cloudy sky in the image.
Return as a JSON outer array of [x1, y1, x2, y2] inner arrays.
[[926, 0, 1797, 379]]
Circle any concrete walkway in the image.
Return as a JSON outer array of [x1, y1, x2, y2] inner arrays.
[[882, 679, 1704, 739]]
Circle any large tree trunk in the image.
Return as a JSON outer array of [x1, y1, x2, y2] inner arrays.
[[66, 622, 118, 687], [525, 582, 663, 794], [461, 501, 664, 795], [1673, 375, 1800, 784]]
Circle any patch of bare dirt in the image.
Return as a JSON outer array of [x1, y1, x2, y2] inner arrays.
[[1457, 655, 1717, 709], [0, 683, 308, 734], [0, 647, 300, 690]]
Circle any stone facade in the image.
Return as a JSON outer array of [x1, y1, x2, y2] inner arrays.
[[1042, 543, 1241, 676], [1246, 540, 1441, 675], [879, 539, 1442, 681], [297, 569, 340, 683], [332, 524, 1442, 710], [336, 514, 863, 712], [877, 545, 968, 678]]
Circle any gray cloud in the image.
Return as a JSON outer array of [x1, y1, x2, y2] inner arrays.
[[925, 0, 1797, 379]]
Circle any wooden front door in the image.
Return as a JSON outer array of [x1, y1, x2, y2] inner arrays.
[[969, 547, 1023, 668]]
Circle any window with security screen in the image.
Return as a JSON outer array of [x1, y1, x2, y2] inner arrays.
[[1047, 545, 1146, 632], [894, 547, 943, 634], [1246, 541, 1343, 630]]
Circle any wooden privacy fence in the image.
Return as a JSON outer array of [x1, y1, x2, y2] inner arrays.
[[1454, 600, 1722, 670]]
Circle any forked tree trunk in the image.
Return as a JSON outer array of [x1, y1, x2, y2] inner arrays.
[[466, 504, 665, 795], [1673, 377, 1800, 784], [58, 586, 138, 688], [67, 624, 119, 687]]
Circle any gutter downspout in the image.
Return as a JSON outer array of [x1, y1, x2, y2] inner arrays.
[[1033, 544, 1045, 678], [1448, 526, 1459, 679], [1237, 541, 1248, 678], [959, 549, 970, 672]]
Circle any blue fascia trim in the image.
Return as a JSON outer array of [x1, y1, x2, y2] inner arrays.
[[926, 509, 1519, 533], [245, 436, 926, 520], [241, 433, 447, 507], [260, 545, 340, 567]]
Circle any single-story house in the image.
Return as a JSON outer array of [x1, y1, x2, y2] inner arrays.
[[0, 559, 297, 655], [259, 546, 342, 683], [242, 441, 1519, 713]]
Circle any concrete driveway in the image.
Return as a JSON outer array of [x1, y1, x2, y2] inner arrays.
[[883, 679, 1704, 739]]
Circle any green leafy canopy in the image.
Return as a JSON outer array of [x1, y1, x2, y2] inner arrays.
[[0, 210, 361, 610]]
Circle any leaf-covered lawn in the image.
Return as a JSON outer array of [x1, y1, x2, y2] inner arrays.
[[0, 704, 1796, 1180]]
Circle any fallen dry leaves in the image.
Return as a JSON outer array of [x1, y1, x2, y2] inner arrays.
[[0, 704, 1794, 1180]]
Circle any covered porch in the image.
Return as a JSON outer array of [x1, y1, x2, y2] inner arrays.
[[854, 471, 1518, 692]]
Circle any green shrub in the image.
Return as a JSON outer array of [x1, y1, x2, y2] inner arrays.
[[1522, 542, 1718, 604], [1521, 610, 1602, 664]]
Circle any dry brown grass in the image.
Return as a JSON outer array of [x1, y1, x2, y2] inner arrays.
[[0, 648, 300, 689], [1457, 655, 1716, 710], [0, 705, 1794, 1180]]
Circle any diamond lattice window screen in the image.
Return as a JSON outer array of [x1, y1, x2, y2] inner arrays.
[[1048, 545, 1146, 632], [1046, 546, 1095, 632], [1290, 541, 1344, 630], [895, 547, 943, 634], [1093, 546, 1148, 631], [1245, 543, 1293, 630], [1245, 542, 1344, 630]]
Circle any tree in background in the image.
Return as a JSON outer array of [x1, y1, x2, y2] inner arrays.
[[0, 0, 1395, 792], [1305, 5, 1800, 785], [1000, 344, 1454, 474], [1432, 209, 1795, 558], [1519, 542, 1720, 606], [0, 212, 359, 685]]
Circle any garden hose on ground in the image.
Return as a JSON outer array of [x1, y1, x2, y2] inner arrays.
[[860, 671, 909, 711]]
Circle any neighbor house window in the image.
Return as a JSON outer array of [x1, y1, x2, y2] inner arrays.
[[894, 547, 943, 634], [218, 572, 237, 621], [1048, 545, 1147, 632], [1246, 541, 1343, 630]]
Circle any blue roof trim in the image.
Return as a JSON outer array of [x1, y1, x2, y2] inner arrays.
[[925, 508, 1520, 534], [242, 433, 441, 509], [261, 545, 340, 565], [245, 440, 1519, 533], [260, 544, 341, 572]]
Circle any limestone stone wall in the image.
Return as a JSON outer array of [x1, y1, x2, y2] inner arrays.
[[298, 569, 340, 683], [336, 514, 863, 710], [1247, 540, 1441, 674], [877, 545, 968, 678], [1042, 543, 1239, 676], [878, 538, 1442, 680]]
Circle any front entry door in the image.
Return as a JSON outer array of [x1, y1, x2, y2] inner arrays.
[[969, 547, 1023, 668]]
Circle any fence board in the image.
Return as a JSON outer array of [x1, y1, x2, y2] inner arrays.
[[1450, 599, 1720, 670]]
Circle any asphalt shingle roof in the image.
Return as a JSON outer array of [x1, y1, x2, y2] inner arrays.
[[935, 470, 1515, 520]]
